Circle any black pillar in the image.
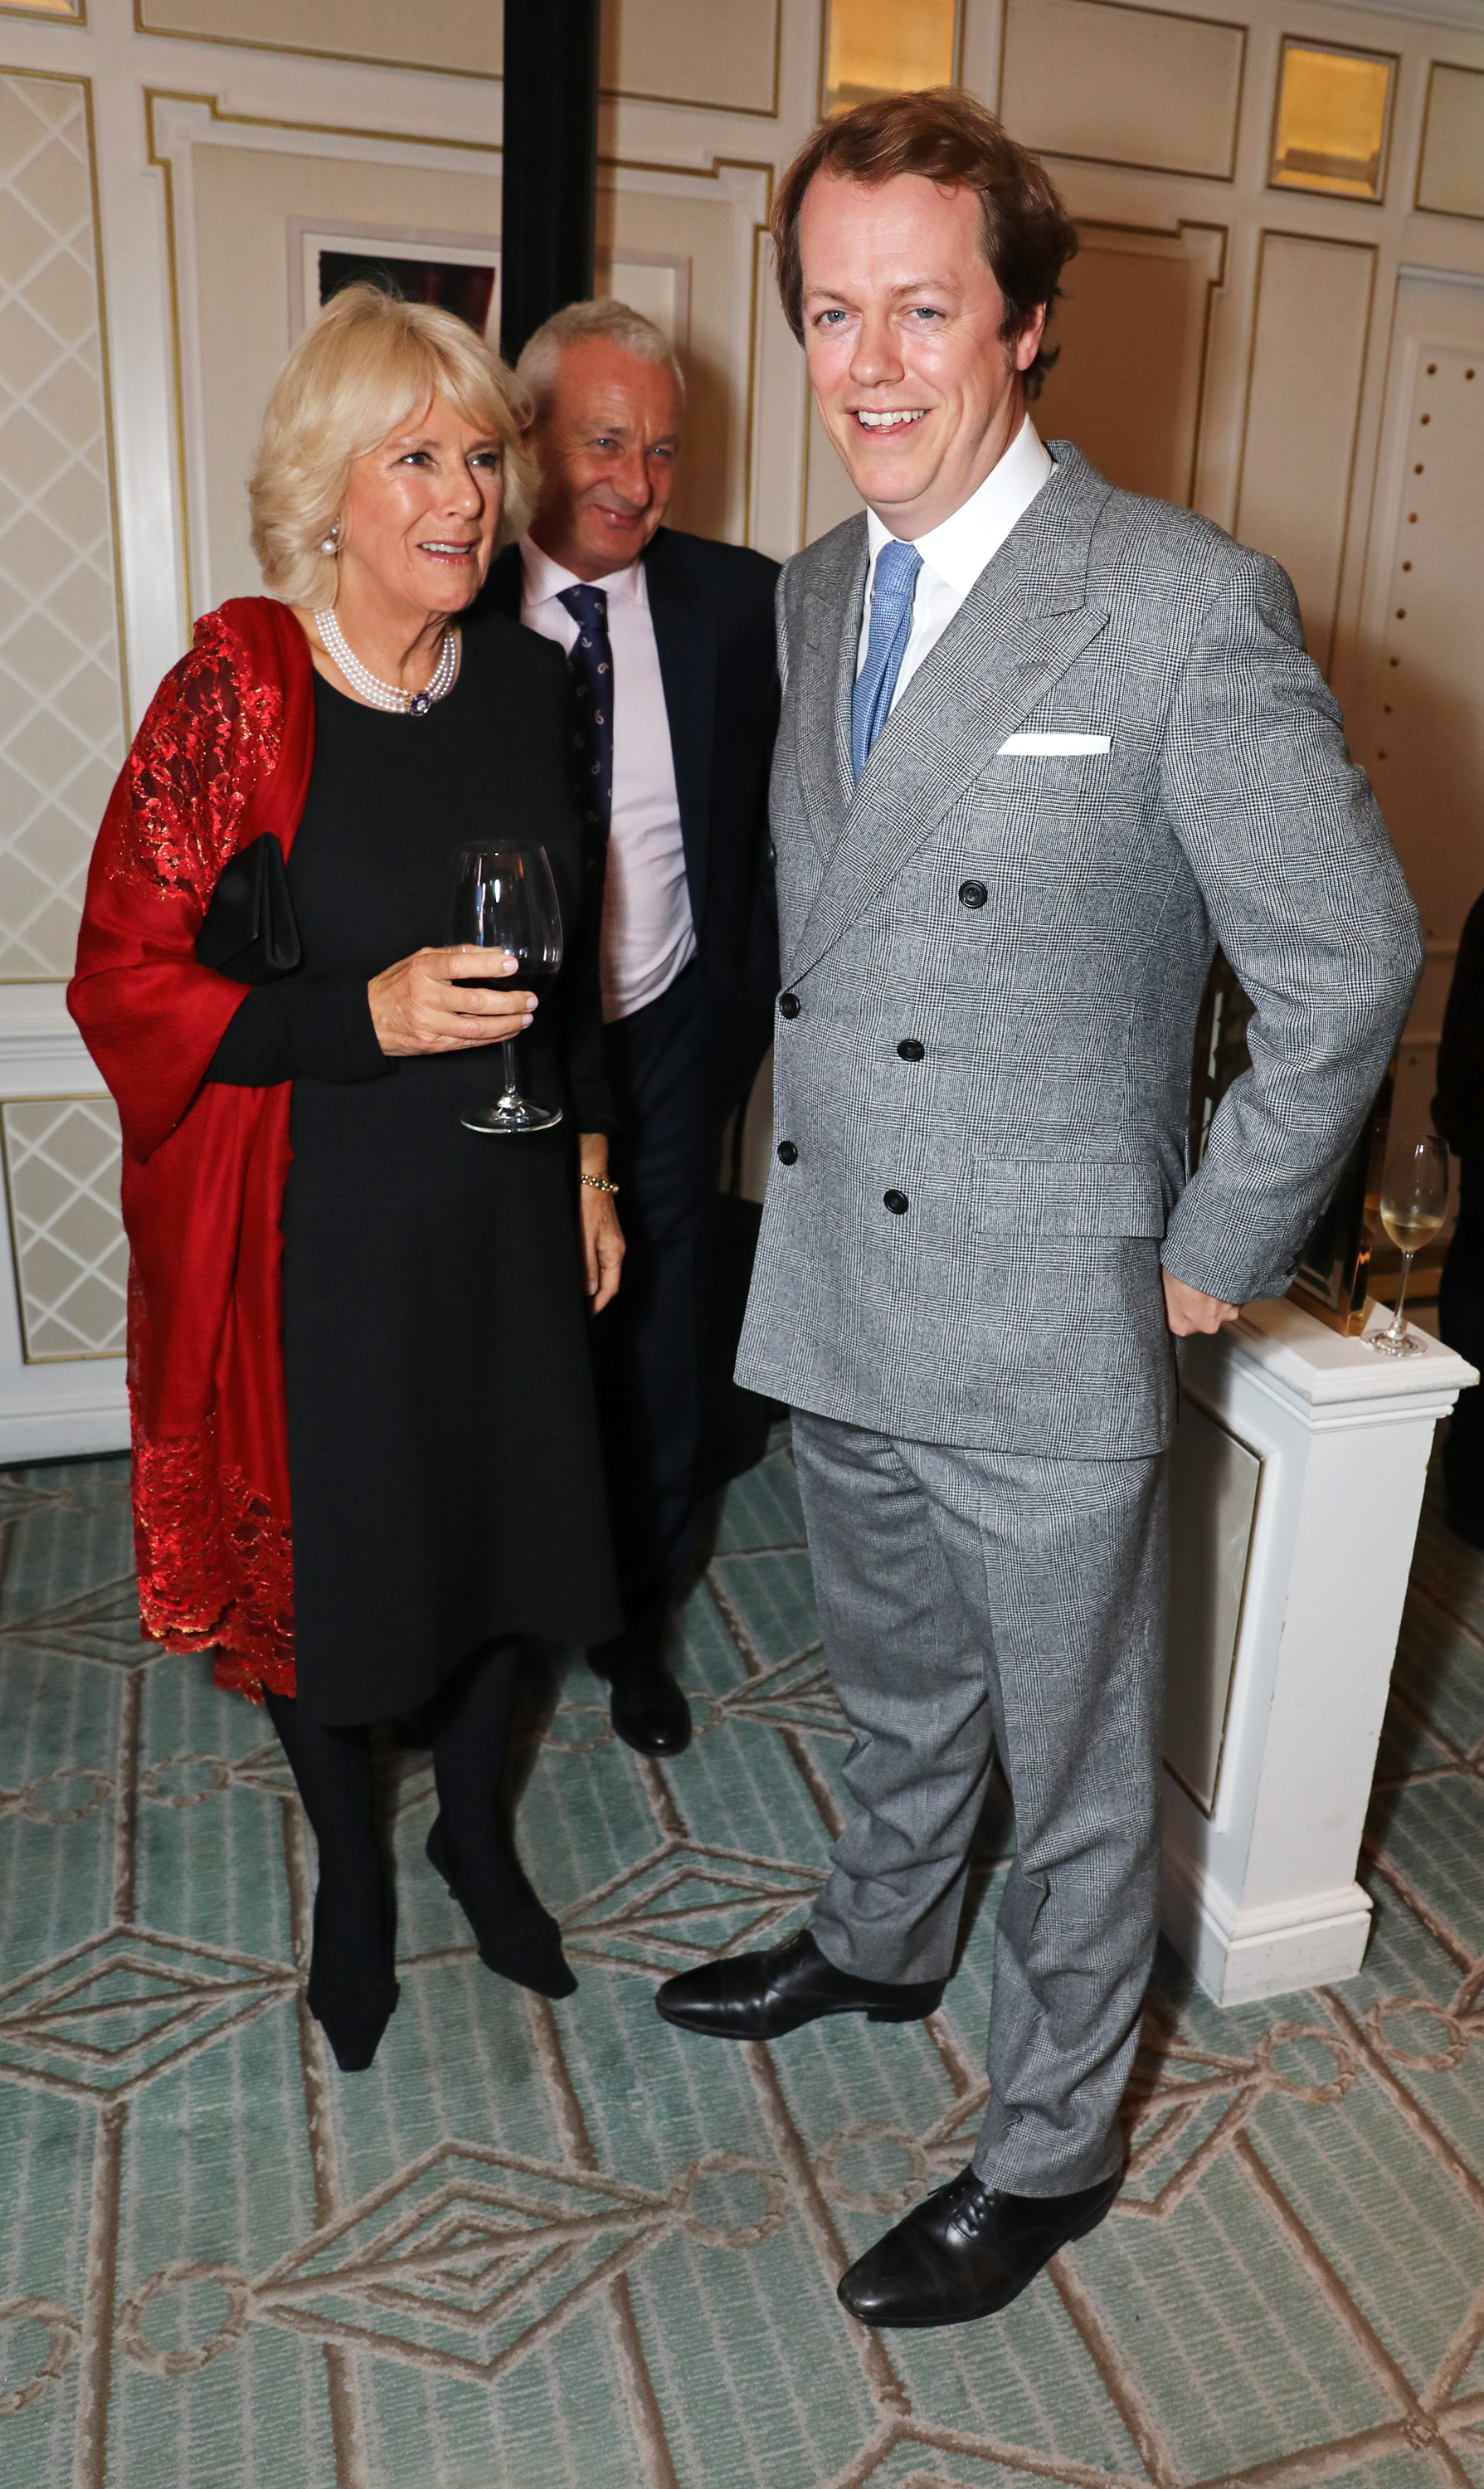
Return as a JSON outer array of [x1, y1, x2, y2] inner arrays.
[[499, 0, 601, 368]]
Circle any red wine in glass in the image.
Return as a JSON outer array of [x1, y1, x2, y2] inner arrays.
[[447, 843, 564, 1134]]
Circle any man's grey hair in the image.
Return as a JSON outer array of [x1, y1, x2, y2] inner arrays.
[[513, 297, 685, 424]]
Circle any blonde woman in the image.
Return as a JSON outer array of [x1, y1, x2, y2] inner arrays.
[[71, 285, 624, 2070]]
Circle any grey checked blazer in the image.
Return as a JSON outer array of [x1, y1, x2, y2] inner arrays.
[[735, 445, 1423, 1458]]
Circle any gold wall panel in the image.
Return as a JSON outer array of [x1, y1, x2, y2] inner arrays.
[[823, 0, 956, 115], [1418, 63, 1484, 222], [999, 0, 1243, 179], [135, 0, 499, 76], [1035, 222, 1224, 508], [601, 0, 779, 114], [1236, 232, 1375, 673], [1270, 41, 1394, 203]]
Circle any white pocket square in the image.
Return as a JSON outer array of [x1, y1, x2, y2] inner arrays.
[[997, 732, 1111, 756]]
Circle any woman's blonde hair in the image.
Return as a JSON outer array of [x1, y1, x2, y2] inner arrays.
[[249, 282, 535, 607]]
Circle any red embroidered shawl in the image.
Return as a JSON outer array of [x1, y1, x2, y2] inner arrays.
[[69, 597, 317, 1701]]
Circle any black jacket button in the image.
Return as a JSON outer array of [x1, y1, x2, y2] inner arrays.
[[883, 1189, 908, 1215], [779, 991, 801, 1019], [958, 879, 988, 909], [777, 1141, 798, 1165], [897, 1039, 925, 1061]]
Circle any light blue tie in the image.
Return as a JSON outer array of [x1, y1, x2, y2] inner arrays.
[[851, 539, 922, 780]]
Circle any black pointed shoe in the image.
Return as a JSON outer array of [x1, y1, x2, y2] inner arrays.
[[426, 1815, 577, 2000], [655, 1926, 944, 2041], [837, 2165, 1122, 2329], [305, 1871, 399, 2073], [607, 1655, 692, 1757]]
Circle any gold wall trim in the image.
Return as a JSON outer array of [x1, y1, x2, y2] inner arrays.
[[995, 0, 1247, 183], [135, 0, 784, 114], [602, 0, 783, 119], [601, 153, 774, 551], [0, 2, 84, 24], [145, 87, 502, 625], [1067, 216, 1228, 510], [1416, 59, 1484, 225], [134, 3, 496, 80], [1266, 33, 1398, 209], [1234, 226, 1378, 678]]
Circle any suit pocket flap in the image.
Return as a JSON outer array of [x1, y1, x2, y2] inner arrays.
[[975, 1159, 1168, 1238]]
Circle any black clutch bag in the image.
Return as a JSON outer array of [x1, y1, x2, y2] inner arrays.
[[195, 833, 301, 983]]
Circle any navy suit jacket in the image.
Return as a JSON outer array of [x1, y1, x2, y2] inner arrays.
[[479, 528, 781, 1119]]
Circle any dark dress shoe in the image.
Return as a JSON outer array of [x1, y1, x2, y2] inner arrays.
[[655, 1926, 944, 2040], [426, 1815, 577, 1999], [838, 2165, 1122, 2329], [608, 1659, 692, 1756]]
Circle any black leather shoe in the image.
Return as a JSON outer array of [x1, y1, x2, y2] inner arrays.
[[608, 1658, 692, 1756], [655, 1926, 944, 2040], [838, 2165, 1121, 2329]]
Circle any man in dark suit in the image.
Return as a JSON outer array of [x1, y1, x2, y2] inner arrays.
[[480, 299, 779, 1755]]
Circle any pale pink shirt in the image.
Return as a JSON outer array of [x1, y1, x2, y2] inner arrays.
[[519, 539, 696, 1025]]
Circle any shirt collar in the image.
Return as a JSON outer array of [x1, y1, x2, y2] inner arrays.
[[864, 416, 1053, 598], [519, 536, 650, 608]]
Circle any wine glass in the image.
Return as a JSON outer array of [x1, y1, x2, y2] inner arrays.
[[448, 842, 563, 1135], [1368, 1132, 1449, 1356]]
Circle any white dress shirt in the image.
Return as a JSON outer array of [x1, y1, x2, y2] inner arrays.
[[520, 539, 695, 1024], [856, 416, 1053, 708]]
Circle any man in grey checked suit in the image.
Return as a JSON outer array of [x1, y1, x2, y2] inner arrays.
[[655, 91, 1422, 2330]]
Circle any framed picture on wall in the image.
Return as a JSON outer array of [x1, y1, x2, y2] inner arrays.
[[287, 223, 691, 361], [290, 224, 501, 343]]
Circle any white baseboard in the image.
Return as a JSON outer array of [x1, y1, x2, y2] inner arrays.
[[1161, 1841, 1373, 2006], [0, 1394, 129, 1464]]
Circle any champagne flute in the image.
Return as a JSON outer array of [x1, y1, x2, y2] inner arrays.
[[1369, 1132, 1449, 1356], [448, 841, 563, 1135]]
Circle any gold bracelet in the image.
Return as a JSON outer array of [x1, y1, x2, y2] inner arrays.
[[580, 1171, 620, 1196]]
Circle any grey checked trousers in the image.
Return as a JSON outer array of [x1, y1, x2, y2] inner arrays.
[[791, 1411, 1168, 2198]]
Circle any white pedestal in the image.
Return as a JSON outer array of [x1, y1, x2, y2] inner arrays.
[[1160, 1297, 1477, 2007]]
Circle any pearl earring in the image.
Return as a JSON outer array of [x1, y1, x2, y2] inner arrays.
[[321, 522, 341, 555]]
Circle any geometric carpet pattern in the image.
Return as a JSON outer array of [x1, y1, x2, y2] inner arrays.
[[1, 1438, 1483, 2487]]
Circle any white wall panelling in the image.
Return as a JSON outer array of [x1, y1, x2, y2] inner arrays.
[[2, 0, 1484, 1449]]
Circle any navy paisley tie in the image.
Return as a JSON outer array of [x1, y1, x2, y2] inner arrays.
[[557, 582, 614, 843]]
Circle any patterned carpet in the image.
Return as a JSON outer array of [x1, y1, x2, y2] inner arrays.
[[0, 1431, 1482, 2489]]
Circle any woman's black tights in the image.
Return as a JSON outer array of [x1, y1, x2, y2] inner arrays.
[[265, 1639, 565, 2004]]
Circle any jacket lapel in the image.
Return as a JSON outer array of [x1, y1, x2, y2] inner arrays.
[[788, 518, 869, 864], [788, 450, 1113, 982], [645, 531, 716, 930]]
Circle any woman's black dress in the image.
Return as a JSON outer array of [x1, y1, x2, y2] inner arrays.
[[209, 612, 621, 1723]]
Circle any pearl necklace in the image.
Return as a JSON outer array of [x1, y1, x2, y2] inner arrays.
[[314, 608, 458, 715]]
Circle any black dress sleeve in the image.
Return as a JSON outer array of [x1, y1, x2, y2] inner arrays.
[[207, 973, 393, 1087]]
